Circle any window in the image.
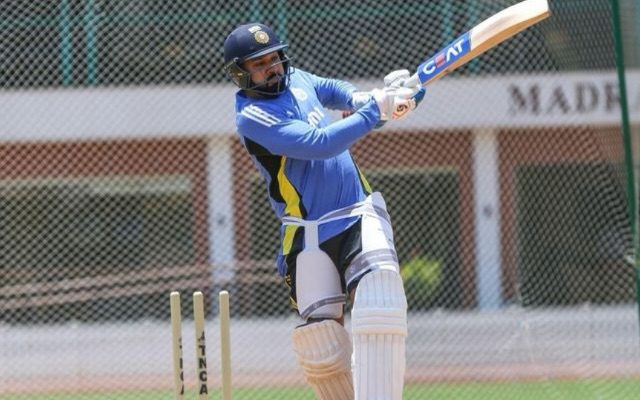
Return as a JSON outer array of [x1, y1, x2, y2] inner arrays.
[[0, 175, 197, 322], [516, 162, 634, 306]]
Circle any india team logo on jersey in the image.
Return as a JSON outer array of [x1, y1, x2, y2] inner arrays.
[[290, 87, 308, 101]]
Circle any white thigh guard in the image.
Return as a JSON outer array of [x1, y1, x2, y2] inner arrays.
[[296, 248, 344, 320], [361, 192, 396, 253], [351, 269, 408, 400], [345, 192, 400, 287], [292, 320, 354, 400]]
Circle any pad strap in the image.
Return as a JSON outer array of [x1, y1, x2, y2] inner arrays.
[[345, 249, 399, 286]]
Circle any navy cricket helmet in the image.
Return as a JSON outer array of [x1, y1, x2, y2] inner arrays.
[[223, 23, 291, 96]]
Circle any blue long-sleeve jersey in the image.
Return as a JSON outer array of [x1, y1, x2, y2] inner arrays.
[[234, 69, 381, 275]]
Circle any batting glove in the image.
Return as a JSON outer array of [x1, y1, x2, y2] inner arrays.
[[384, 69, 426, 110], [371, 87, 418, 121]]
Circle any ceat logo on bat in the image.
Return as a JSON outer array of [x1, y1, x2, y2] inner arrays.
[[419, 32, 471, 81]]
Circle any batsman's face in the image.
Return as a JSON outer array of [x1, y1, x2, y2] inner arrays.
[[243, 52, 285, 87]]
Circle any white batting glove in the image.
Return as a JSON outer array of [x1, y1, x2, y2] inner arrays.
[[350, 69, 420, 111], [371, 87, 417, 121], [384, 69, 419, 93], [350, 69, 425, 122], [383, 69, 426, 117]]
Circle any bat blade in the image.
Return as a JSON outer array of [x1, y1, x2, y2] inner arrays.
[[406, 0, 550, 87]]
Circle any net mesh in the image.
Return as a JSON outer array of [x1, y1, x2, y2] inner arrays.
[[1, 0, 640, 399]]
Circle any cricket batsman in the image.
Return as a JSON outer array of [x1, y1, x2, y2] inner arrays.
[[223, 22, 425, 399]]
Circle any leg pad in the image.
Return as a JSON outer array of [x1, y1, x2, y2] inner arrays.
[[351, 269, 407, 400], [292, 320, 354, 400]]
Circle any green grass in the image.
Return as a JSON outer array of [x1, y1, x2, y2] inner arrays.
[[408, 379, 640, 400], [3, 379, 640, 400]]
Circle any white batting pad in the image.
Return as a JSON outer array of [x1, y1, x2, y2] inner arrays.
[[292, 320, 354, 400], [351, 269, 408, 400]]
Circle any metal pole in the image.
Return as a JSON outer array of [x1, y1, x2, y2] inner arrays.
[[611, 0, 640, 339], [276, 0, 288, 42], [59, 0, 73, 86], [251, 0, 262, 22], [85, 0, 98, 86], [441, 1, 454, 45], [634, 0, 640, 66]]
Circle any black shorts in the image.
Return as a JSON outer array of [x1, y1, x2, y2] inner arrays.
[[283, 220, 362, 311]]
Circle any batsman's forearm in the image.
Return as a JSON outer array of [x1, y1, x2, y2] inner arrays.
[[255, 99, 380, 161]]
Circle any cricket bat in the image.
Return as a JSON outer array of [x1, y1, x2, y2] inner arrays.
[[403, 0, 551, 88]]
